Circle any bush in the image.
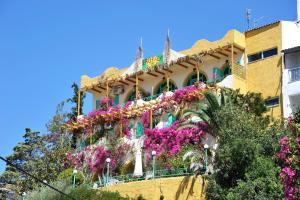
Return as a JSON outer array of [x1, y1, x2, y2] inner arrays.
[[205, 105, 284, 199], [57, 168, 84, 185], [170, 145, 195, 169], [24, 180, 72, 200]]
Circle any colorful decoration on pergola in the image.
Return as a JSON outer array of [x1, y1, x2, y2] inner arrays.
[[64, 84, 210, 132]]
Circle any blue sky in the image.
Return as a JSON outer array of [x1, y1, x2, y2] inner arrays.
[[0, 0, 296, 172]]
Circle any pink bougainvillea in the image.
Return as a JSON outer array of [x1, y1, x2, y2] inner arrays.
[[67, 143, 132, 175], [143, 120, 208, 162], [277, 117, 300, 199], [65, 84, 207, 131]]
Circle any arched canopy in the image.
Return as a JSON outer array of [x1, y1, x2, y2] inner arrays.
[[185, 72, 207, 86], [155, 80, 177, 95], [125, 87, 148, 102]]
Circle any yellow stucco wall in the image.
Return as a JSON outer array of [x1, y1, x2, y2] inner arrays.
[[100, 176, 206, 200], [233, 75, 247, 94], [245, 22, 283, 118], [181, 29, 245, 56]]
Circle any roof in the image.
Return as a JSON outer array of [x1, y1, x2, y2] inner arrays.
[[245, 21, 280, 33], [282, 46, 300, 54], [80, 29, 246, 91]]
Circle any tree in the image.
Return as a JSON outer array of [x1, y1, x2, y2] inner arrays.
[[205, 105, 284, 199], [67, 83, 86, 149], [0, 128, 46, 193], [42, 101, 72, 182], [67, 82, 86, 120], [181, 88, 267, 133]]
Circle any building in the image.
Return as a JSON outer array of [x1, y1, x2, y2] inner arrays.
[[80, 22, 290, 119], [282, 45, 300, 117], [63, 2, 300, 197]]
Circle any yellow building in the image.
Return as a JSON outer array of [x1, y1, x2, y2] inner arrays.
[[69, 20, 300, 199], [80, 21, 293, 118]]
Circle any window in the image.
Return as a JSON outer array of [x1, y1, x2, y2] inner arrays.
[[155, 80, 177, 95], [126, 88, 148, 102], [248, 52, 263, 63], [113, 95, 119, 106], [263, 48, 278, 58], [96, 99, 101, 110], [265, 97, 279, 107], [247, 47, 278, 63], [186, 73, 207, 86]]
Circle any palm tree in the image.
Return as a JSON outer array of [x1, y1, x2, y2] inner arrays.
[[179, 90, 225, 133], [182, 148, 204, 176]]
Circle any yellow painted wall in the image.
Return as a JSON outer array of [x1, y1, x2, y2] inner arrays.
[[245, 22, 283, 118], [100, 176, 206, 200], [233, 75, 247, 94]]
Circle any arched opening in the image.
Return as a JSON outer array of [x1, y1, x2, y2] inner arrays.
[[154, 79, 177, 95], [185, 72, 207, 86], [125, 87, 148, 102]]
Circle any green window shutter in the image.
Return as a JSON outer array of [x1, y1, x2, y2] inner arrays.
[[167, 113, 176, 127], [136, 122, 144, 138], [80, 138, 86, 150], [114, 95, 119, 106], [96, 99, 101, 110]]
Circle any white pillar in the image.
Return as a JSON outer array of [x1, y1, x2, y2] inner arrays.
[[133, 149, 143, 177]]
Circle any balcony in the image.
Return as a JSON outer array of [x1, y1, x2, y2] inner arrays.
[[288, 67, 300, 82]]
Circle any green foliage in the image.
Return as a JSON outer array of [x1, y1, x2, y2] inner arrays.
[[170, 145, 195, 169], [225, 157, 283, 200], [292, 105, 300, 123], [223, 88, 267, 117], [24, 180, 72, 200], [181, 88, 267, 135], [1, 128, 46, 193], [205, 105, 284, 199], [57, 168, 84, 185], [214, 138, 256, 188], [67, 82, 86, 120]]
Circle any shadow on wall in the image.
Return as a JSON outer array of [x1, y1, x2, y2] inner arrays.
[[175, 176, 206, 200]]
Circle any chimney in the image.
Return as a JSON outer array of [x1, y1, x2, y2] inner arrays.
[[298, 0, 300, 21]]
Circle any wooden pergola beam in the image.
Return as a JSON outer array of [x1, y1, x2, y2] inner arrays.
[[91, 88, 102, 94], [207, 53, 221, 60], [162, 68, 173, 73], [233, 44, 244, 52], [125, 78, 136, 84], [119, 80, 129, 86], [185, 60, 196, 66], [177, 63, 189, 69], [128, 75, 143, 82], [147, 72, 158, 77], [98, 86, 106, 90], [216, 51, 229, 57], [225, 48, 237, 55], [155, 70, 165, 75]]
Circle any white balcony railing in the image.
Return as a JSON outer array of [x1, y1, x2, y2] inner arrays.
[[288, 67, 300, 82]]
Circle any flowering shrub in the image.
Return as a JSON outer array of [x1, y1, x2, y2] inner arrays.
[[277, 116, 300, 199], [65, 84, 207, 131], [143, 120, 207, 165], [67, 143, 132, 175]]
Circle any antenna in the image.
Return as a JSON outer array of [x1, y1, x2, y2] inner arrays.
[[246, 9, 251, 30], [253, 16, 264, 28]]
